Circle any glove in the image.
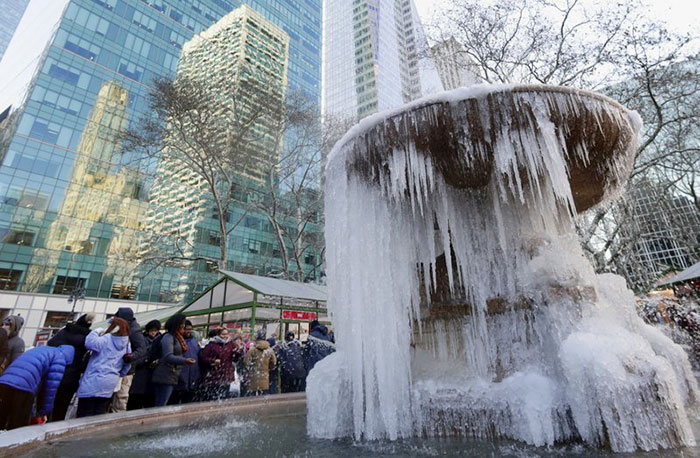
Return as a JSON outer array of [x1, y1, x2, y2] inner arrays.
[[123, 353, 133, 363], [31, 416, 47, 425]]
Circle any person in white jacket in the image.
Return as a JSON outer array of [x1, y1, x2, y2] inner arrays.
[[76, 317, 131, 418]]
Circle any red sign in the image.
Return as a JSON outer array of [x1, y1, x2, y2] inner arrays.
[[34, 330, 52, 347], [282, 310, 317, 321]]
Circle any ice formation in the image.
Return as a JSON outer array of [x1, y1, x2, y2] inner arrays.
[[308, 85, 699, 452]]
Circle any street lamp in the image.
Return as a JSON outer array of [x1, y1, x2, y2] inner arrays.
[[67, 286, 86, 320]]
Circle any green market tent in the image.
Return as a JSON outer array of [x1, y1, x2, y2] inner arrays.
[[180, 270, 328, 338], [92, 272, 328, 338]]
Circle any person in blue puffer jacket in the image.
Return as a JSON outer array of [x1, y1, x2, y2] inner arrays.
[[0, 344, 75, 430], [76, 317, 132, 418]]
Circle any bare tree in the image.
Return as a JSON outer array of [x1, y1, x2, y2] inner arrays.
[[125, 74, 284, 272], [429, 0, 700, 289], [251, 94, 355, 282]]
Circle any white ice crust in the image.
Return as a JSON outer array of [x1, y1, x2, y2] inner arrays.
[[310, 85, 698, 452]]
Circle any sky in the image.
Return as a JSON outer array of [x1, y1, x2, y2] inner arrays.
[[413, 0, 698, 36]]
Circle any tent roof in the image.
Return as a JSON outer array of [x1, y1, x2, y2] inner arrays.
[[657, 261, 700, 286], [92, 305, 184, 330], [218, 270, 327, 302]]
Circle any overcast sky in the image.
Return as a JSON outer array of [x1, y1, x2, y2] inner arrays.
[[413, 0, 698, 35]]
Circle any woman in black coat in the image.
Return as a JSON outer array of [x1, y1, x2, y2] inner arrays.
[[46, 313, 95, 421], [127, 319, 161, 410]]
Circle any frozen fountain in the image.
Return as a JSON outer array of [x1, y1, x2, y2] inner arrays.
[[309, 85, 699, 452]]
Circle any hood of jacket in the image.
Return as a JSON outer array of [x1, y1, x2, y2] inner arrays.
[[75, 313, 95, 330], [255, 340, 270, 351], [4, 315, 24, 338], [310, 326, 330, 341], [65, 322, 91, 337], [109, 334, 130, 351], [115, 307, 134, 323]]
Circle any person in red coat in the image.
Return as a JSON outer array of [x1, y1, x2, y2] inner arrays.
[[198, 328, 243, 400]]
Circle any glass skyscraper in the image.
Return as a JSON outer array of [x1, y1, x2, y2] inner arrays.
[[0, 0, 30, 62], [322, 0, 442, 121], [0, 0, 322, 303]]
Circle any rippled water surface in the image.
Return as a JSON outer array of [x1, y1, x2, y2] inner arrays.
[[21, 413, 700, 458]]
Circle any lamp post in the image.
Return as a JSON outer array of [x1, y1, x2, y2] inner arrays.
[[67, 286, 86, 320]]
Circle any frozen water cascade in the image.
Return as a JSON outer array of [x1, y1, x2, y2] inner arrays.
[[308, 84, 699, 452]]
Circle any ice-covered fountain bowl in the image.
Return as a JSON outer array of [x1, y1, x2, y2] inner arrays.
[[334, 84, 641, 213], [313, 83, 700, 454]]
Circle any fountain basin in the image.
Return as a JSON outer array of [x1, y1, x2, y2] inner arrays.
[[0, 394, 305, 456], [5, 393, 700, 457], [338, 84, 639, 213]]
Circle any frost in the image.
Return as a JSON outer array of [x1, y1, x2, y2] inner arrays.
[[309, 85, 698, 452]]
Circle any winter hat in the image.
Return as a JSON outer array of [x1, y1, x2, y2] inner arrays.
[[115, 307, 134, 322], [76, 313, 96, 329], [309, 320, 320, 331], [145, 319, 162, 332], [106, 317, 130, 337], [57, 345, 75, 365], [285, 331, 295, 340], [255, 330, 266, 341], [267, 337, 276, 347]]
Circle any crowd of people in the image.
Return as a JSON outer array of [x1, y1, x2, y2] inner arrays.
[[0, 308, 335, 431]]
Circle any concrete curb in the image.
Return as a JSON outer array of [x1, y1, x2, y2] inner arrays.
[[0, 393, 306, 456]]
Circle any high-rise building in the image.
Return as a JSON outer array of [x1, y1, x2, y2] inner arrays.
[[620, 179, 700, 290], [322, 0, 443, 121], [143, 5, 292, 299], [0, 0, 30, 62], [0, 0, 322, 314], [431, 37, 481, 91]]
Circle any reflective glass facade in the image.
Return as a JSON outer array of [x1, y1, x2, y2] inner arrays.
[[0, 0, 322, 303], [0, 0, 30, 62], [322, 0, 440, 120]]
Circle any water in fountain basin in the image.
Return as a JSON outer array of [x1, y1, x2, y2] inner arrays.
[[309, 85, 698, 452]]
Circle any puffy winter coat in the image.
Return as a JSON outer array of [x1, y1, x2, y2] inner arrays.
[[47, 322, 91, 387], [278, 339, 306, 380], [0, 328, 8, 372], [176, 335, 201, 392], [0, 345, 75, 415], [77, 329, 131, 398], [6, 315, 25, 364], [199, 337, 240, 388], [152, 333, 187, 386], [115, 307, 147, 373], [244, 340, 277, 392], [304, 326, 336, 374]]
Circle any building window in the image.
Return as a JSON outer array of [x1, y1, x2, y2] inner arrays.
[[43, 311, 73, 330], [111, 284, 137, 300], [2, 230, 35, 246], [53, 276, 85, 295], [0, 269, 22, 290], [208, 232, 222, 247]]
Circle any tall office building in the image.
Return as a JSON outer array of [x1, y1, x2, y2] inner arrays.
[[0, 0, 30, 62], [323, 0, 443, 121], [143, 5, 291, 300], [431, 37, 481, 90], [0, 0, 322, 312], [619, 179, 700, 290]]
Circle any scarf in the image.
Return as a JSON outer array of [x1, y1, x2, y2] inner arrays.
[[174, 330, 188, 352]]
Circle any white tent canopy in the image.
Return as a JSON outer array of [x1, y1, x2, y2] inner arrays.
[[657, 261, 700, 286]]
